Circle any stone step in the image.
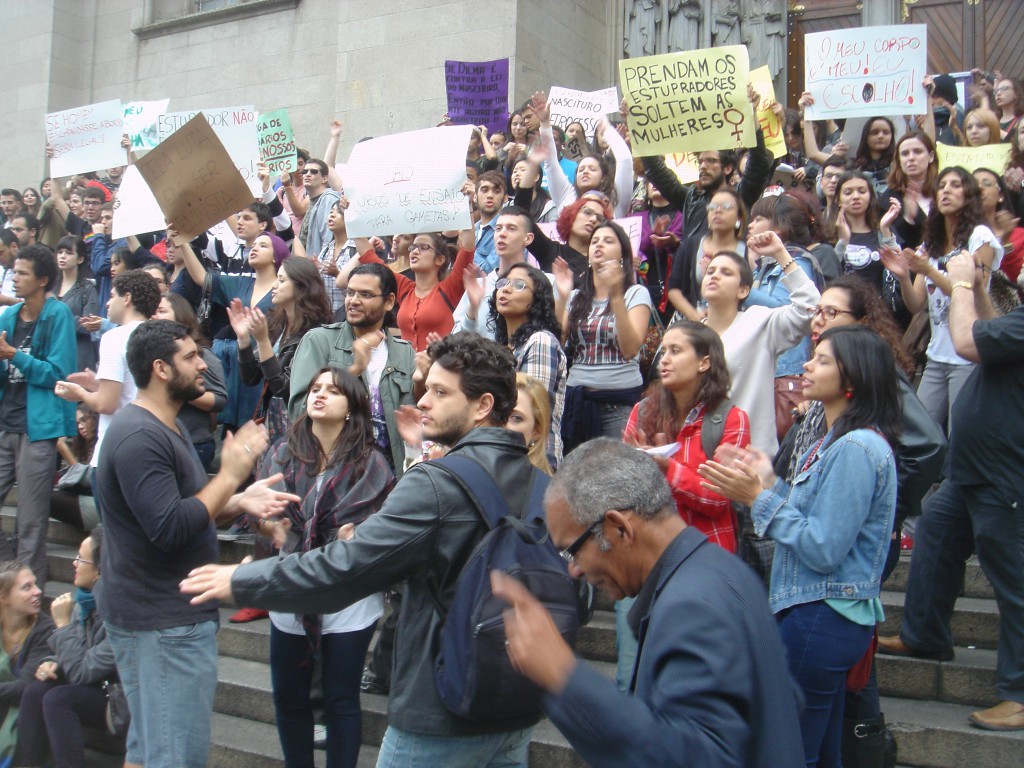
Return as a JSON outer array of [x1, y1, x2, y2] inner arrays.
[[208, 712, 375, 768], [886, 552, 994, 601], [881, 590, 1000, 651], [0, 505, 85, 549], [876, 647, 999, 709], [882, 696, 1024, 768]]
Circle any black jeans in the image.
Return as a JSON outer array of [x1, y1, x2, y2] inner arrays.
[[15, 679, 110, 768], [270, 623, 376, 768]]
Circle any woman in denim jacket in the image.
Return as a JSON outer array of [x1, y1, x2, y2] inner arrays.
[[700, 325, 901, 768]]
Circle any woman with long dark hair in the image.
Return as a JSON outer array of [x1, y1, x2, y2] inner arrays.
[[886, 166, 1002, 433], [478, 263, 567, 464], [700, 325, 902, 768], [53, 235, 99, 371], [228, 256, 334, 446], [633, 180, 683, 326], [973, 167, 1024, 284], [257, 366, 394, 768], [556, 221, 652, 453], [625, 320, 751, 553], [880, 132, 938, 251], [508, 158, 556, 223]]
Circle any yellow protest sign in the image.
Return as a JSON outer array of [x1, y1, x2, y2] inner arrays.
[[749, 66, 786, 159], [936, 142, 1011, 174], [620, 45, 756, 157]]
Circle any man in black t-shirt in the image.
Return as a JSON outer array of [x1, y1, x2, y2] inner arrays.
[[880, 252, 1024, 731], [95, 320, 293, 768]]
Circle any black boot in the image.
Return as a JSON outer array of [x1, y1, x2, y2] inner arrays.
[[841, 714, 893, 768]]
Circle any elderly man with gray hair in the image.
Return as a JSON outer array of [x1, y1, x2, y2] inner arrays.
[[492, 437, 804, 768]]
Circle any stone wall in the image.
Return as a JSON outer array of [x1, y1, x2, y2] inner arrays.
[[1, 0, 617, 190]]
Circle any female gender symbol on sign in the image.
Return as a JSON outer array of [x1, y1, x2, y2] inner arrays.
[[723, 108, 745, 145]]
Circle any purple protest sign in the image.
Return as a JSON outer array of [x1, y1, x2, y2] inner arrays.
[[445, 58, 509, 134]]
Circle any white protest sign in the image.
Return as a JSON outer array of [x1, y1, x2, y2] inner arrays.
[[548, 86, 620, 137], [343, 125, 474, 238], [111, 165, 167, 239], [157, 106, 261, 194], [805, 25, 928, 120], [46, 99, 126, 177], [123, 99, 170, 151], [536, 216, 642, 261]]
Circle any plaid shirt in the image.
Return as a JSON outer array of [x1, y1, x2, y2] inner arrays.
[[317, 239, 356, 312], [625, 400, 751, 553], [513, 330, 567, 464]]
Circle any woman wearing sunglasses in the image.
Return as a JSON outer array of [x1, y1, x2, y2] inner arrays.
[[883, 166, 1002, 434]]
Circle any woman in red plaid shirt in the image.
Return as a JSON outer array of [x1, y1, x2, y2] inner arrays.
[[624, 320, 751, 553]]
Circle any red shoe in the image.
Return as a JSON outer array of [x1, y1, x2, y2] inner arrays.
[[229, 608, 269, 623], [900, 532, 914, 550]]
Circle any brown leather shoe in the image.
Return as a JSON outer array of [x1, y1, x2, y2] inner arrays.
[[877, 635, 954, 661], [969, 701, 1024, 731]]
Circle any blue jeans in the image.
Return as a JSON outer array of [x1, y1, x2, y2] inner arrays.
[[376, 724, 532, 768], [778, 601, 873, 768], [106, 620, 218, 768], [614, 596, 638, 691], [901, 480, 1024, 702], [271, 623, 377, 768]]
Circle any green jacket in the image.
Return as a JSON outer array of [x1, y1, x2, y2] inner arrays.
[[288, 323, 415, 475], [0, 298, 78, 441]]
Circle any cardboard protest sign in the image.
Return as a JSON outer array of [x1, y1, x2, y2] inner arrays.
[[136, 113, 253, 244], [343, 125, 474, 238], [936, 142, 1011, 173], [620, 45, 756, 156], [111, 165, 167, 239], [257, 109, 297, 174], [46, 99, 126, 177], [804, 25, 928, 120], [445, 59, 509, 135], [547, 86, 620, 138], [748, 66, 786, 159], [123, 99, 169, 151], [536, 216, 642, 260], [158, 106, 261, 194]]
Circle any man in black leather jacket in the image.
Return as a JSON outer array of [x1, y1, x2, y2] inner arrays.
[[183, 333, 543, 767]]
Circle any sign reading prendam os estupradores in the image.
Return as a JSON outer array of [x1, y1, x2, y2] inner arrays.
[[619, 45, 756, 157], [804, 25, 928, 120]]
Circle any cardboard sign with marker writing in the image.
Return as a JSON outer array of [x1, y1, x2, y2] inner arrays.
[[620, 45, 756, 156], [135, 113, 253, 244]]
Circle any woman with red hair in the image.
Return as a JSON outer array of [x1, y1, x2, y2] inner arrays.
[[513, 189, 615, 289]]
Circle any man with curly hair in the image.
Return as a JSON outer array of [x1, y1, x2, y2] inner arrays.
[[184, 332, 544, 768]]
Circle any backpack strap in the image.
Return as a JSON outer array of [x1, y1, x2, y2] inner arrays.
[[427, 454, 548, 619], [699, 399, 734, 461]]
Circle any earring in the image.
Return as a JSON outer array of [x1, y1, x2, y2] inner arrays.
[[845, 389, 854, 400], [345, 414, 351, 421], [734, 220, 741, 231], [528, 439, 538, 449]]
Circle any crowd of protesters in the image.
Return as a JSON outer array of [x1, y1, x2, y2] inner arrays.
[[0, 62, 1021, 768]]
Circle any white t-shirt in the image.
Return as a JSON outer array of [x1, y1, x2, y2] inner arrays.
[[91, 320, 142, 468], [270, 593, 384, 636], [926, 225, 1003, 365]]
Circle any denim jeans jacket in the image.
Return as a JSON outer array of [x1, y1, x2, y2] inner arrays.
[[751, 427, 897, 614]]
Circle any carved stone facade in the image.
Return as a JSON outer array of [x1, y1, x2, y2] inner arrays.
[[623, 0, 787, 81]]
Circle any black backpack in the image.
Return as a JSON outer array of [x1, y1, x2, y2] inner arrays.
[[429, 454, 582, 724]]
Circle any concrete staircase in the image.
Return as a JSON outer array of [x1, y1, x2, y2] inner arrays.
[[7, 505, 1024, 767]]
